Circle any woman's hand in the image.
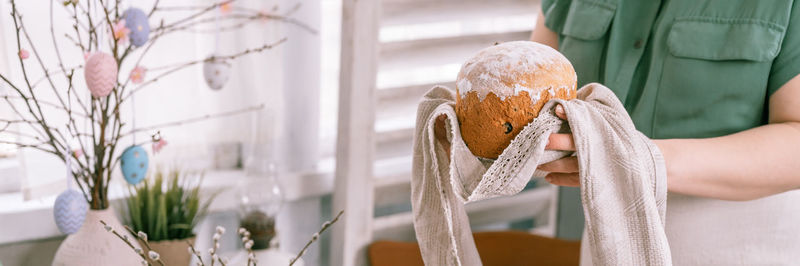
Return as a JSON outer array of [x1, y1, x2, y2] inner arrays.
[[538, 105, 580, 187], [437, 106, 579, 185], [434, 114, 452, 160]]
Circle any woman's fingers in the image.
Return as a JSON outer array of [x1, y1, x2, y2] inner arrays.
[[548, 104, 574, 151], [546, 133, 576, 151], [555, 104, 567, 120], [545, 173, 580, 187], [434, 115, 449, 144], [537, 156, 578, 173], [434, 115, 451, 158], [543, 104, 579, 187]]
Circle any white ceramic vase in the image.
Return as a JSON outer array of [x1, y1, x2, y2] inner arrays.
[[52, 208, 143, 266]]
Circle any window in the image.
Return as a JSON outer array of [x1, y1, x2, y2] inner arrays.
[[0, 0, 292, 197]]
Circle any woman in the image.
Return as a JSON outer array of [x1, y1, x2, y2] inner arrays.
[[534, 0, 800, 264]]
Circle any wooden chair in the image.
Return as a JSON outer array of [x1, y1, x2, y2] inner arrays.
[[369, 231, 581, 266]]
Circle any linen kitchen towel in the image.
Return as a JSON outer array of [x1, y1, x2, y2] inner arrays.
[[411, 83, 671, 266]]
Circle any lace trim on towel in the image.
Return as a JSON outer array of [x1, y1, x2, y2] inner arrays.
[[471, 109, 563, 200]]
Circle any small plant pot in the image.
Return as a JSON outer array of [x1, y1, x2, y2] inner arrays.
[[143, 237, 196, 266]]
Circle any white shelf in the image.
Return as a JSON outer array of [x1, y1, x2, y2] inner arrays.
[[0, 168, 337, 245]]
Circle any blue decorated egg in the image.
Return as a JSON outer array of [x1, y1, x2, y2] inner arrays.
[[53, 189, 88, 234], [120, 145, 149, 185], [124, 8, 150, 47]]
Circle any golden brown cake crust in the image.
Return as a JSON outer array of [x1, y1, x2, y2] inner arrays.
[[454, 41, 577, 159]]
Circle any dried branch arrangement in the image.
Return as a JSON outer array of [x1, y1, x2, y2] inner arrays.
[[101, 219, 166, 266], [0, 0, 310, 209], [103, 210, 344, 266], [289, 210, 344, 266]]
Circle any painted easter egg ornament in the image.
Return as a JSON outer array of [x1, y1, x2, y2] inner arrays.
[[203, 55, 231, 91], [84, 52, 118, 98], [120, 145, 149, 185], [123, 8, 150, 47], [53, 189, 89, 234]]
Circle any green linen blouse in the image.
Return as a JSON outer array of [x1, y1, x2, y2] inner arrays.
[[541, 0, 800, 242], [542, 0, 800, 139]]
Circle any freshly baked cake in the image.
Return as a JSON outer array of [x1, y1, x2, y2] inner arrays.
[[455, 41, 577, 159]]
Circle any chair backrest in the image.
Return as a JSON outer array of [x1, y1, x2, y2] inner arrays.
[[369, 231, 581, 266]]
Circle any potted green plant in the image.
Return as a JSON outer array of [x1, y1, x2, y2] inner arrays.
[[125, 168, 215, 266]]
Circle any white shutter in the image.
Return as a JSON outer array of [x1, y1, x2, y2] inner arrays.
[[333, 0, 559, 264]]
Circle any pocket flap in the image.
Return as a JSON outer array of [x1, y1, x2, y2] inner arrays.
[[562, 1, 616, 40], [667, 18, 785, 62]]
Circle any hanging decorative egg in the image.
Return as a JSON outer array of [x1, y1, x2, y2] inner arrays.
[[203, 55, 231, 91], [85, 52, 118, 98], [123, 8, 150, 47], [53, 189, 88, 234], [120, 145, 148, 185]]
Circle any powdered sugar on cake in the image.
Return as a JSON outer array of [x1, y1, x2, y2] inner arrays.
[[456, 41, 574, 101]]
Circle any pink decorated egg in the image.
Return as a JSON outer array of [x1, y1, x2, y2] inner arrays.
[[85, 52, 118, 97]]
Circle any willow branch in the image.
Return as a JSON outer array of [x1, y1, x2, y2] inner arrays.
[[66, 5, 91, 32], [31, 65, 83, 88], [83, 0, 99, 50], [98, 0, 119, 59], [160, 12, 317, 36], [50, 0, 72, 83], [63, 33, 86, 52], [147, 0, 161, 17], [0, 139, 57, 155], [115, 19, 164, 97], [101, 221, 166, 266], [114, 0, 120, 21], [123, 38, 286, 100], [98, 1, 122, 194], [1, 95, 88, 118], [0, 94, 49, 141], [19, 17, 71, 113], [62, 68, 92, 171], [9, 0, 66, 158], [0, 118, 37, 126], [121, 103, 265, 138], [153, 0, 236, 32], [154, 5, 216, 12], [0, 129, 43, 141], [290, 210, 345, 266], [67, 162, 91, 203], [66, 3, 88, 52], [281, 2, 302, 17], [186, 240, 206, 266]]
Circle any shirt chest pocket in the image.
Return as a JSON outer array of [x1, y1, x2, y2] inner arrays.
[[549, 0, 617, 86], [655, 18, 786, 138]]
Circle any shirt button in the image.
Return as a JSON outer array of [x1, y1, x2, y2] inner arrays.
[[634, 39, 644, 49]]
